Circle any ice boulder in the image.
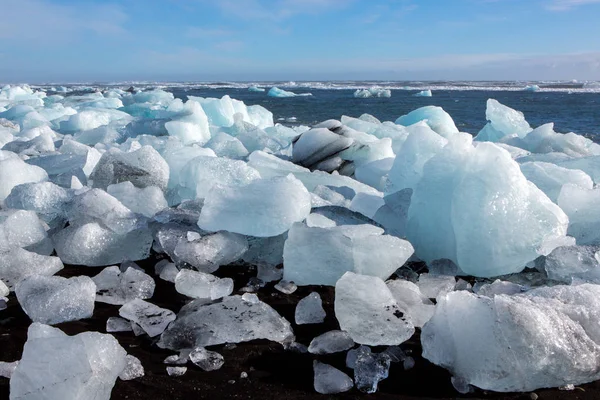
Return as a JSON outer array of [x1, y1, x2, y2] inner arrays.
[[335, 272, 415, 346], [0, 156, 48, 205], [119, 299, 176, 337], [107, 182, 167, 217], [198, 175, 311, 237], [313, 361, 353, 394], [178, 156, 261, 200], [53, 222, 153, 266], [395, 106, 459, 139], [475, 99, 532, 142], [60, 108, 132, 132], [268, 87, 311, 98], [173, 231, 248, 273], [406, 134, 569, 277], [174, 269, 233, 300], [159, 295, 294, 350], [386, 122, 448, 192], [165, 101, 210, 145], [0, 248, 63, 289], [422, 284, 600, 392], [521, 123, 600, 158], [520, 161, 593, 203], [90, 146, 170, 191], [15, 275, 96, 325], [248, 86, 265, 92], [544, 245, 600, 284], [283, 222, 413, 286], [4, 182, 72, 224], [92, 265, 155, 305], [413, 90, 432, 97], [0, 209, 49, 252], [558, 184, 600, 245], [10, 323, 127, 400], [387, 279, 435, 328]]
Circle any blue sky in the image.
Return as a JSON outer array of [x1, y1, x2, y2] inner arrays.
[[1, 0, 600, 82]]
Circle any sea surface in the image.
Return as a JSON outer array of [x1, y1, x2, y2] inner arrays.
[[39, 80, 600, 137]]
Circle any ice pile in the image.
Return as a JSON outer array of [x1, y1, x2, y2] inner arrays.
[[353, 87, 392, 98], [3, 83, 600, 396]]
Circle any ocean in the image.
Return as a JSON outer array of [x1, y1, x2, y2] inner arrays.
[[43, 80, 600, 137]]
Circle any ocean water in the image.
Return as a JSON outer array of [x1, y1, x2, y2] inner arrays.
[[44, 81, 600, 136]]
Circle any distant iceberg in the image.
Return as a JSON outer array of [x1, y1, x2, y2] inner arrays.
[[353, 87, 391, 98], [524, 85, 540, 92], [248, 86, 265, 93], [268, 87, 312, 98], [414, 90, 432, 97]]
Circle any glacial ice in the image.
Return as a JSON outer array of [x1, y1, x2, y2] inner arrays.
[[119, 355, 145, 381], [159, 295, 294, 349], [295, 292, 326, 325], [406, 133, 568, 277], [313, 361, 353, 394], [414, 90, 432, 97], [92, 265, 155, 305], [268, 87, 312, 98], [119, 299, 176, 337], [189, 347, 225, 371], [5, 84, 600, 395], [15, 275, 96, 325], [10, 323, 127, 400], [283, 222, 413, 285], [198, 175, 311, 237], [174, 269, 233, 299], [308, 330, 354, 354], [335, 272, 414, 346], [422, 284, 600, 392]]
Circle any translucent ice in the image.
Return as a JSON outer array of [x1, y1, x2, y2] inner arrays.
[[353, 347, 391, 393], [107, 182, 168, 217], [544, 245, 600, 283], [283, 222, 414, 286], [395, 106, 459, 139], [313, 361, 353, 394], [53, 222, 153, 266], [475, 99, 532, 142], [558, 184, 600, 245], [173, 231, 248, 273], [422, 285, 600, 392], [295, 292, 326, 324], [119, 355, 144, 381], [417, 274, 456, 300], [414, 89, 432, 97], [159, 295, 294, 349], [119, 299, 176, 337], [198, 175, 311, 237], [406, 134, 568, 277], [92, 265, 155, 305], [174, 269, 233, 300], [386, 279, 435, 328], [165, 100, 211, 145], [0, 155, 47, 205], [90, 146, 170, 191], [292, 128, 354, 169], [15, 275, 95, 325], [0, 248, 63, 289], [0, 209, 49, 252], [4, 182, 72, 224], [10, 323, 127, 400], [308, 330, 354, 354], [189, 347, 224, 371], [268, 87, 311, 98], [520, 161, 593, 203], [335, 272, 414, 346]]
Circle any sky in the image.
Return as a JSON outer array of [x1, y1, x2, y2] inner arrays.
[[1, 0, 600, 82]]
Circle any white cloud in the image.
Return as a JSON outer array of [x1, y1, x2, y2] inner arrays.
[[209, 0, 354, 21], [0, 0, 127, 44], [546, 0, 600, 10], [185, 27, 235, 39]]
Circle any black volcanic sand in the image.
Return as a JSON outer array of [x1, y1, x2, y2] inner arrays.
[[1, 257, 598, 400]]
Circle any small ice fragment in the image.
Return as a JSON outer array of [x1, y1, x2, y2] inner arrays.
[[119, 299, 176, 337], [189, 347, 225, 371], [417, 274, 456, 300], [313, 361, 353, 394], [284, 342, 308, 353], [92, 266, 155, 305], [308, 330, 354, 354], [166, 366, 187, 377], [240, 371, 248, 379], [119, 355, 144, 381], [274, 280, 297, 294], [174, 269, 233, 300], [295, 292, 326, 325], [354, 350, 391, 394]]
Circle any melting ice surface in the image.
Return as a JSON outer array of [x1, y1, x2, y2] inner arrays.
[[2, 82, 600, 396]]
